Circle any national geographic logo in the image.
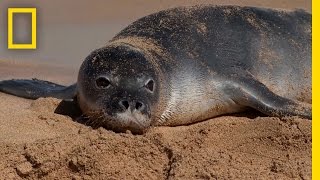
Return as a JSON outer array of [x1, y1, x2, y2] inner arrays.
[[7, 8, 37, 49]]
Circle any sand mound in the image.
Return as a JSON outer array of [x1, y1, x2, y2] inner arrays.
[[0, 95, 311, 179], [0, 0, 311, 178]]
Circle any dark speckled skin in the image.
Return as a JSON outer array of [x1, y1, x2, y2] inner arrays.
[[77, 45, 160, 128], [0, 6, 311, 133]]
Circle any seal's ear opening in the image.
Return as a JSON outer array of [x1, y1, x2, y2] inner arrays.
[[54, 96, 82, 119]]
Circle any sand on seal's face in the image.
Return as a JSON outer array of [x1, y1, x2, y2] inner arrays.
[[0, 0, 310, 179]]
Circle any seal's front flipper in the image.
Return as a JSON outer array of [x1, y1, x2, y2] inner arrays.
[[225, 76, 311, 119], [0, 79, 77, 100]]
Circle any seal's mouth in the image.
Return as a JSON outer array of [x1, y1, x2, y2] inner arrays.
[[83, 108, 151, 134], [111, 109, 151, 134]]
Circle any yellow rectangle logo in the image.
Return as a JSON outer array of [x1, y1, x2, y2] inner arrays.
[[8, 8, 37, 49]]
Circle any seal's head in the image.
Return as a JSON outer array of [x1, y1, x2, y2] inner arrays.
[[77, 44, 161, 134]]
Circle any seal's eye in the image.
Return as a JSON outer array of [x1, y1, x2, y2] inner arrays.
[[145, 79, 154, 92], [95, 77, 110, 89]]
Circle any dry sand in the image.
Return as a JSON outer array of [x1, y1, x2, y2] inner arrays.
[[0, 0, 311, 179]]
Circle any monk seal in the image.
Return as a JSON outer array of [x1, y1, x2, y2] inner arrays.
[[0, 5, 311, 133]]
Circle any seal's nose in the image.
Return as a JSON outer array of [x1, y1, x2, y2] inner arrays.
[[135, 101, 145, 111], [118, 100, 145, 111]]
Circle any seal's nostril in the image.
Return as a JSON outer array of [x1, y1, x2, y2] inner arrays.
[[119, 100, 129, 110], [135, 101, 144, 111]]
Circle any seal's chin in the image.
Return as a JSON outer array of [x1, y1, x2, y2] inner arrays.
[[101, 110, 151, 134]]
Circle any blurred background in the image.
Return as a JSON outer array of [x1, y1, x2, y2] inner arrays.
[[0, 0, 311, 83]]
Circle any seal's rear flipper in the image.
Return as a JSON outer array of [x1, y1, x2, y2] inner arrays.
[[0, 79, 77, 100], [225, 76, 311, 119]]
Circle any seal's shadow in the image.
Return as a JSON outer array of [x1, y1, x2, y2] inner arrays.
[[54, 99, 83, 120], [230, 109, 267, 119], [54, 100, 101, 129]]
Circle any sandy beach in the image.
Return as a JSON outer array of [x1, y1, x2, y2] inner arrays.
[[0, 0, 311, 179]]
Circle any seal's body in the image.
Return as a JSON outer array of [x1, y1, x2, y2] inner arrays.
[[0, 6, 311, 133]]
